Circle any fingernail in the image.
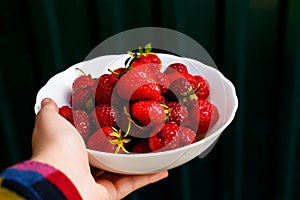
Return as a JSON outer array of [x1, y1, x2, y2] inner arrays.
[[41, 98, 50, 107]]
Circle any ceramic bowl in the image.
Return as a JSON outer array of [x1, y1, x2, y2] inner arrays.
[[35, 53, 238, 174]]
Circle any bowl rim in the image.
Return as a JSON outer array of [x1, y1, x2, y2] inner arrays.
[[35, 53, 239, 158]]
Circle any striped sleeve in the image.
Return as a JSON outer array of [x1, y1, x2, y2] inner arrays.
[[0, 160, 82, 200]]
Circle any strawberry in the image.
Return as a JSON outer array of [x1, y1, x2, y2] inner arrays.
[[178, 127, 196, 147], [130, 100, 168, 127], [70, 68, 95, 112], [115, 44, 164, 102], [118, 119, 145, 138], [95, 104, 119, 128], [116, 65, 162, 102], [131, 54, 161, 68], [148, 123, 180, 152], [167, 72, 198, 103], [164, 63, 188, 75], [117, 106, 150, 138], [107, 127, 131, 153], [88, 109, 100, 131], [188, 99, 219, 137], [87, 128, 116, 153], [73, 109, 91, 140], [87, 126, 131, 153], [59, 106, 92, 140], [95, 73, 118, 105], [129, 44, 162, 71], [166, 102, 189, 126], [70, 88, 94, 112], [59, 105, 74, 124], [136, 54, 161, 70], [169, 73, 197, 95], [194, 75, 210, 100], [154, 71, 170, 94], [72, 68, 94, 91], [140, 53, 161, 64], [110, 88, 127, 110]]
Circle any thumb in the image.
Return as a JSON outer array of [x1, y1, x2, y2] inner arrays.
[[39, 98, 59, 113]]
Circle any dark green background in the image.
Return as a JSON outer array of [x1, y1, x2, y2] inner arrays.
[[1, 0, 300, 199]]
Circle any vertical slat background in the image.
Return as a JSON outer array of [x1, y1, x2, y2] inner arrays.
[[1, 0, 300, 199]]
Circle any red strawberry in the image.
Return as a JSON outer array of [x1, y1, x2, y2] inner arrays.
[[73, 109, 91, 140], [87, 126, 131, 153], [95, 73, 118, 105], [71, 88, 94, 112], [164, 63, 188, 75], [148, 123, 180, 152], [169, 73, 197, 94], [59, 105, 74, 124], [154, 71, 170, 94], [59, 106, 91, 140], [130, 100, 168, 127], [95, 104, 119, 128], [87, 128, 116, 153], [194, 75, 210, 100], [178, 127, 197, 147], [88, 109, 100, 130], [139, 53, 161, 65], [110, 89, 127, 110], [166, 102, 189, 126], [132, 54, 161, 68], [135, 54, 161, 71], [117, 106, 150, 138], [129, 44, 162, 71], [188, 99, 219, 137], [168, 72, 198, 103], [116, 65, 162, 102], [72, 68, 94, 91], [118, 119, 145, 138]]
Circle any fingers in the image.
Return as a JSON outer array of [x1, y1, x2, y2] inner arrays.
[[96, 171, 168, 200], [115, 171, 168, 199], [38, 98, 59, 113]]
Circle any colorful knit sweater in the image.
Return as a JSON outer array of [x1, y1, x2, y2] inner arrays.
[[0, 160, 82, 200]]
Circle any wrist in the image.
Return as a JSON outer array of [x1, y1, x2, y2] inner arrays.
[[3, 160, 82, 199], [31, 155, 96, 200]]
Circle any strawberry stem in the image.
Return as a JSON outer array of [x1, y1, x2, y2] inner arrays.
[[75, 68, 87, 76], [124, 121, 131, 137], [181, 83, 202, 103], [123, 106, 144, 130], [193, 82, 202, 94], [160, 103, 170, 120], [108, 69, 119, 76]]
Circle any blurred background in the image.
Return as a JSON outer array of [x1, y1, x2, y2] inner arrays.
[[1, 0, 300, 199]]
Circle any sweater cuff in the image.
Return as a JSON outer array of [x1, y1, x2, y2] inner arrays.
[[1, 160, 82, 200]]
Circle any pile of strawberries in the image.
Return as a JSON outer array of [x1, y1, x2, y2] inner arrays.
[[58, 44, 219, 153]]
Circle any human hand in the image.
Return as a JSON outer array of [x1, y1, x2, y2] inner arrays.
[[31, 98, 168, 200]]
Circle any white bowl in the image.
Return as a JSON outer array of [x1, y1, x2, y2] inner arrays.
[[35, 54, 238, 175]]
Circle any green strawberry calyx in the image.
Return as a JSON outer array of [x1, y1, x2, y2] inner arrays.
[[182, 83, 202, 103], [108, 126, 131, 154], [128, 43, 154, 58]]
